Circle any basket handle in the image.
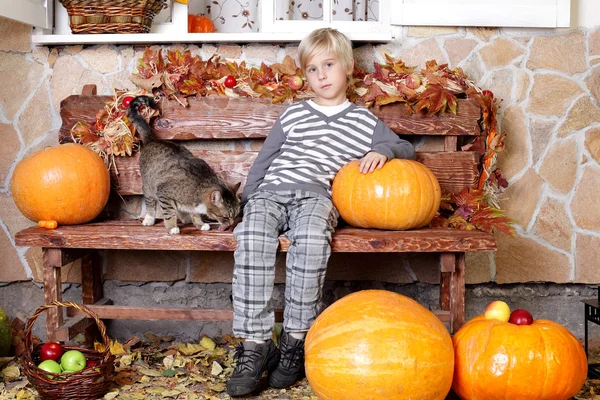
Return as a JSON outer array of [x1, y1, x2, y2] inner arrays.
[[24, 301, 112, 360]]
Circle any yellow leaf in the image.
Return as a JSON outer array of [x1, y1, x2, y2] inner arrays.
[[211, 361, 223, 376], [15, 389, 35, 400], [200, 336, 216, 351], [177, 343, 205, 355], [1, 365, 20, 380], [174, 0, 187, 3], [137, 367, 163, 377]]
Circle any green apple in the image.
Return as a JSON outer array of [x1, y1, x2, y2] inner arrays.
[[38, 359, 62, 378], [60, 350, 86, 372]]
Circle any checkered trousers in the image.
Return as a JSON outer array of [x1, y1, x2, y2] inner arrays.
[[232, 190, 338, 340]]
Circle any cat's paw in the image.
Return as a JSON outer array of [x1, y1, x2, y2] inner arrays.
[[199, 223, 210, 231], [142, 215, 156, 226], [168, 227, 180, 235]]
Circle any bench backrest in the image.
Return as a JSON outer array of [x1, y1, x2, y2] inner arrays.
[[59, 88, 483, 198]]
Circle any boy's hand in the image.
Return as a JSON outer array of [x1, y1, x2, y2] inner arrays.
[[359, 152, 387, 174]]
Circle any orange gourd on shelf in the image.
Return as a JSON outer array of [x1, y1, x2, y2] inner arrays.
[[188, 14, 216, 33], [331, 159, 441, 230], [452, 316, 587, 400], [11, 143, 110, 227], [305, 290, 454, 400]]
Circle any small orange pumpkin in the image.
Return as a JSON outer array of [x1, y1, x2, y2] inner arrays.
[[188, 14, 215, 33], [11, 143, 110, 226], [453, 316, 587, 400], [305, 290, 454, 400], [331, 159, 441, 230]]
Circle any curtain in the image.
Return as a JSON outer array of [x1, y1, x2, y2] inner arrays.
[[190, 0, 379, 33]]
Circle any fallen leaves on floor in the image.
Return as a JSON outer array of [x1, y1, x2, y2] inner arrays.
[[0, 322, 318, 399]]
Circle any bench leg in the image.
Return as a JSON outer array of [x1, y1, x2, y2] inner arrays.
[[80, 251, 104, 344], [440, 252, 466, 334], [42, 248, 63, 342]]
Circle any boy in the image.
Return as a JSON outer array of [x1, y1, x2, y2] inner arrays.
[[226, 28, 416, 397]]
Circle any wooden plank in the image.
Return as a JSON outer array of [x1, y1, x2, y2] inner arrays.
[[42, 248, 63, 342], [450, 253, 466, 333], [70, 305, 235, 321], [54, 314, 93, 342], [60, 249, 91, 266], [110, 150, 480, 196], [16, 221, 496, 252], [59, 95, 481, 143]]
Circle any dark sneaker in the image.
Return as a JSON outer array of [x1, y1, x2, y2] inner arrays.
[[268, 331, 306, 388], [226, 340, 280, 397]]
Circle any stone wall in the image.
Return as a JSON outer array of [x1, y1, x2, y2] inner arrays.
[[1, 19, 599, 300]]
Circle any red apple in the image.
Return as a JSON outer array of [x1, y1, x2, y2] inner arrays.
[[509, 308, 534, 325], [224, 75, 237, 89], [285, 75, 304, 90], [85, 359, 97, 369], [39, 342, 63, 362], [484, 300, 511, 322]]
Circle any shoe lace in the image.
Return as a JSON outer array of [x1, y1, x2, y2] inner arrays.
[[233, 343, 263, 373], [279, 342, 304, 369]]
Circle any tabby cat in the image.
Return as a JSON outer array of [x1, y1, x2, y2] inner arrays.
[[126, 96, 241, 234]]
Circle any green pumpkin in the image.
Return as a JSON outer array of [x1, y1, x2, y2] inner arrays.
[[0, 307, 11, 356]]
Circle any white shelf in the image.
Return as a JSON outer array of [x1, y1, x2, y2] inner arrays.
[[31, 31, 392, 45]]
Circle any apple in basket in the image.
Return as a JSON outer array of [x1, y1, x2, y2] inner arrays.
[[39, 341, 63, 362], [60, 349, 87, 373], [38, 359, 62, 378]]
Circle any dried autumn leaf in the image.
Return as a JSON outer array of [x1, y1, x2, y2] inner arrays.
[[470, 207, 515, 236], [251, 62, 276, 85], [384, 53, 415, 75], [415, 84, 458, 115], [271, 55, 300, 76], [136, 48, 166, 78], [166, 49, 195, 74], [130, 73, 163, 92]]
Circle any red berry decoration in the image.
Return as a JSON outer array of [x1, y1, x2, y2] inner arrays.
[[224, 76, 237, 89], [122, 96, 134, 108]]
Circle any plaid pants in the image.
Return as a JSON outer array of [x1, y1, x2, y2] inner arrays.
[[232, 190, 338, 340]]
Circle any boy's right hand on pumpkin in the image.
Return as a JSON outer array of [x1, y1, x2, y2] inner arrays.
[[359, 152, 387, 174]]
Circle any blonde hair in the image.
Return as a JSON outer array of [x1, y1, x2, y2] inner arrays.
[[298, 28, 354, 73]]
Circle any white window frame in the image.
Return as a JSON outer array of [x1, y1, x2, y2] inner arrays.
[[2, 0, 572, 44], [261, 0, 392, 41], [0, 0, 52, 30], [392, 0, 570, 28]]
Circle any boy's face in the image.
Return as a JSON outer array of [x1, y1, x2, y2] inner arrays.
[[305, 51, 354, 107]]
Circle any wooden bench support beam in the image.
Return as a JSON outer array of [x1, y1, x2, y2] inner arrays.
[[439, 252, 466, 333], [43, 248, 63, 342]]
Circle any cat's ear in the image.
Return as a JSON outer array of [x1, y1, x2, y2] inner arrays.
[[211, 190, 223, 205], [231, 182, 242, 195]]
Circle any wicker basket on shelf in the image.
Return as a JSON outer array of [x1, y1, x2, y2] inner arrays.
[[21, 301, 115, 400], [59, 0, 168, 34]]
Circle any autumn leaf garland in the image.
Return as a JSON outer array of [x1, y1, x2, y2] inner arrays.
[[70, 48, 512, 235]]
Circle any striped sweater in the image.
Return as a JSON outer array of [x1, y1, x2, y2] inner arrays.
[[242, 100, 416, 202]]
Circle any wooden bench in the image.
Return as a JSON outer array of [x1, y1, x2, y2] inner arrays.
[[15, 85, 496, 342]]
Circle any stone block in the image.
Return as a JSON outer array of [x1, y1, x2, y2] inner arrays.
[[0, 17, 31, 52], [0, 228, 27, 282], [539, 138, 578, 194], [575, 233, 600, 283], [495, 234, 571, 283]]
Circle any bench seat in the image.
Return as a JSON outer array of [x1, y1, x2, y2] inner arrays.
[[15, 220, 496, 252]]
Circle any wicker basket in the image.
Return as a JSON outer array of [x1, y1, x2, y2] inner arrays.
[[59, 0, 168, 34], [21, 301, 115, 400]]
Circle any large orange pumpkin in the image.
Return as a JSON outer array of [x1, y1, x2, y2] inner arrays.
[[11, 143, 110, 226], [331, 159, 441, 230], [453, 316, 587, 400], [305, 290, 454, 400]]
